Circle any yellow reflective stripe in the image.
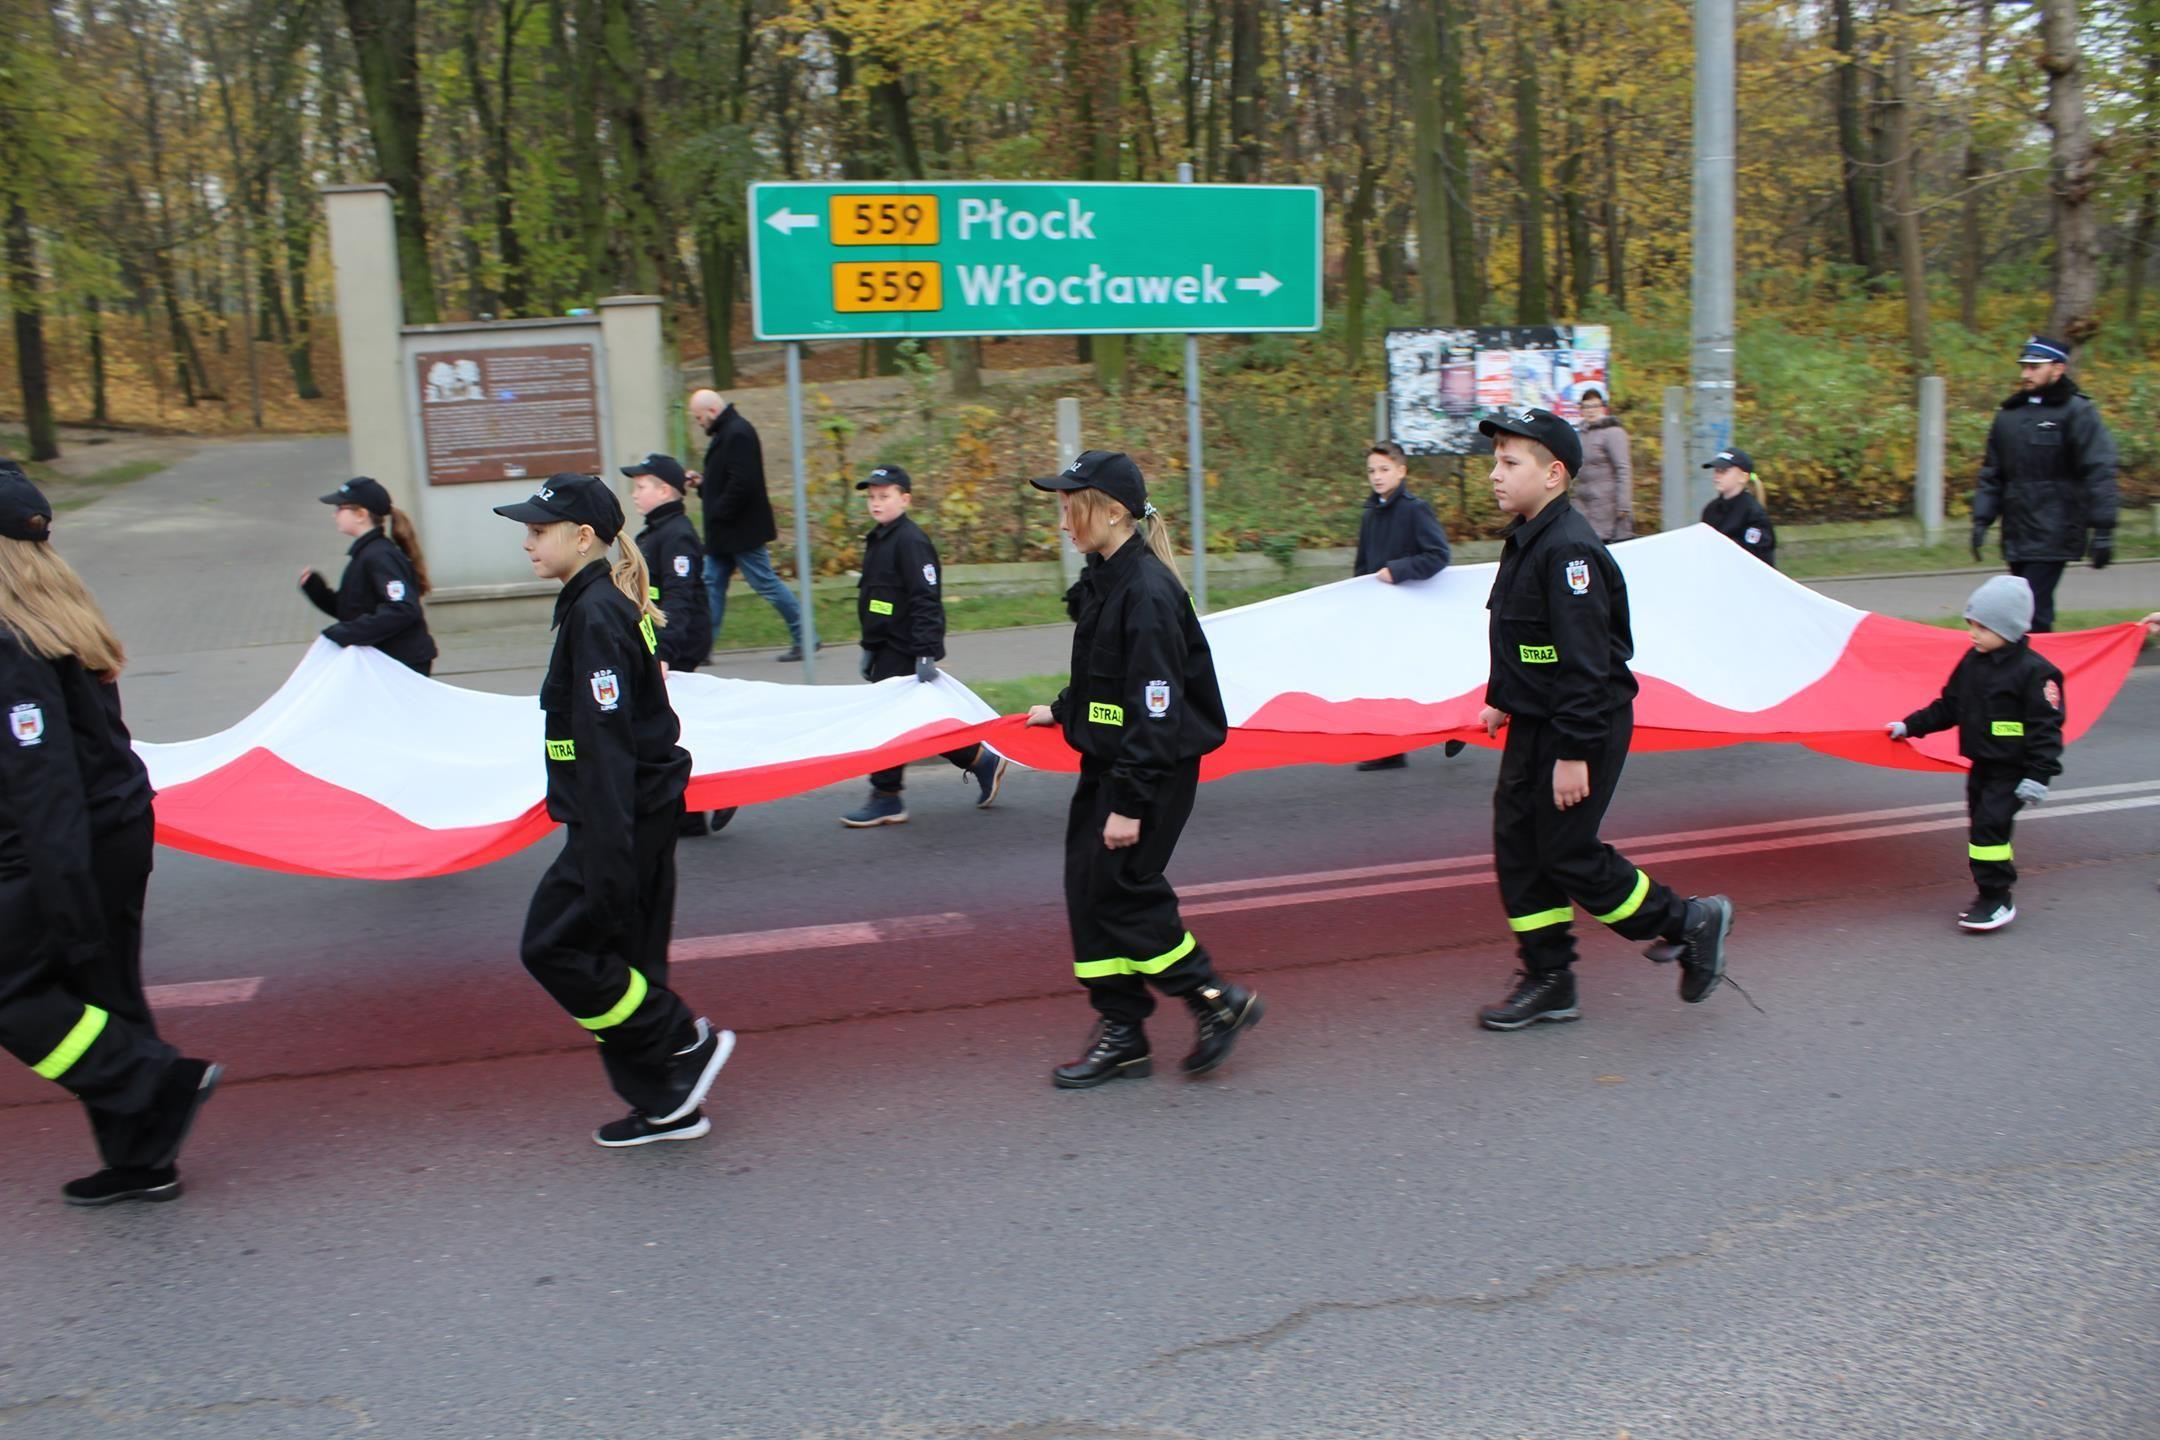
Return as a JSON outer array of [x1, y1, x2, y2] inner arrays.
[[32, 1005, 109, 1080], [576, 970, 649, 1031], [1088, 702, 1124, 726], [1969, 842, 2013, 861], [1990, 720, 2024, 737], [1507, 906, 1573, 933], [546, 738, 576, 761], [868, 599, 895, 615], [1519, 644, 1559, 664], [1593, 870, 1652, 925], [1074, 933, 1198, 980], [639, 614, 658, 653], [648, 585, 660, 600]]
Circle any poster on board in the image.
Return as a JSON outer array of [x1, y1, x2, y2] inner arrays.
[[1385, 325, 1612, 456]]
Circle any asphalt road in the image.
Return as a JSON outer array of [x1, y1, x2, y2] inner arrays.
[[3, 665, 2157, 1439]]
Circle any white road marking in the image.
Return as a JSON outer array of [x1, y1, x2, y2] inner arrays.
[[669, 911, 973, 964], [147, 977, 264, 1009]]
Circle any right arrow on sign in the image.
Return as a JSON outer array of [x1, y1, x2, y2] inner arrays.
[[1235, 271, 1282, 297], [766, 208, 820, 236]]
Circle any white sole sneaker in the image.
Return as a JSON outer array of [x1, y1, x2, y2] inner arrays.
[[650, 1026, 737, 1125], [1957, 905, 2017, 932], [594, 1114, 712, 1148]]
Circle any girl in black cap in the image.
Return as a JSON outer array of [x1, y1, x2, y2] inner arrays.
[[1023, 450, 1264, 1088], [493, 473, 732, 1147], [1700, 450, 1776, 568], [300, 477, 439, 673], [0, 463, 221, 1205]]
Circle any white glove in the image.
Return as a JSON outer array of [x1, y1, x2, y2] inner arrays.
[[2014, 778, 2048, 806], [1884, 721, 1908, 740]]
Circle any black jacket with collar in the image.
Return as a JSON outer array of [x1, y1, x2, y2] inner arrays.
[[1901, 639, 2065, 780], [1974, 374, 2119, 563], [1049, 538, 1228, 815], [698, 405, 780, 556], [300, 528, 437, 672], [1701, 489, 1777, 568], [1354, 484, 1452, 581], [635, 499, 713, 671], [1484, 493, 1638, 761], [857, 512, 947, 660]]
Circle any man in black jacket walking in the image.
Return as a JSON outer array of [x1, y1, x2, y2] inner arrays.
[[1353, 441, 1454, 772], [1971, 335, 2119, 633], [687, 388, 809, 660]]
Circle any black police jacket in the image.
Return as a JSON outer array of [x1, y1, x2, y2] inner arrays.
[[1701, 490, 1777, 568], [1901, 639, 2065, 781], [300, 528, 438, 672], [540, 562, 691, 923], [1354, 484, 1452, 580], [699, 405, 780, 556], [635, 499, 713, 671], [1484, 494, 1638, 761], [0, 633, 153, 965], [1049, 538, 1228, 815], [1974, 375, 2119, 563], [857, 513, 946, 661]]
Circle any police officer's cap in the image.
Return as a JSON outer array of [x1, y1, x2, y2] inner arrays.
[[1477, 407, 1583, 479], [2018, 334, 2070, 365], [856, 464, 912, 493], [1030, 450, 1149, 518], [621, 453, 689, 492], [1703, 447, 1755, 474], [319, 476, 394, 515], [493, 473, 626, 543], [0, 461, 54, 543]]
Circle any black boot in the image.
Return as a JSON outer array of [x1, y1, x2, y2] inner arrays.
[[1052, 1021, 1152, 1089], [1673, 895, 1733, 1002], [1181, 983, 1265, 1076], [1477, 968, 1580, 1030]]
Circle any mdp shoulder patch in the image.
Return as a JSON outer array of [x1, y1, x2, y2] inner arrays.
[[385, 579, 407, 602], [674, 553, 692, 577], [1564, 558, 1591, 596], [590, 669, 621, 711], [1144, 679, 1172, 718], [922, 562, 939, 586], [9, 702, 44, 746], [2043, 678, 2061, 710], [1743, 527, 1762, 546]]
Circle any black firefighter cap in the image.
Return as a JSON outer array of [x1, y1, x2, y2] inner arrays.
[[0, 461, 53, 543], [856, 464, 913, 493], [320, 476, 393, 515], [1030, 450, 1150, 519], [621, 453, 689, 492], [493, 473, 626, 543], [1477, 406, 1583, 479], [1704, 447, 1755, 474]]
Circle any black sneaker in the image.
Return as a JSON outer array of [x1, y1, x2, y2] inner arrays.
[[594, 1111, 711, 1148], [1052, 1021, 1152, 1089], [649, 1018, 735, 1125], [140, 1058, 222, 1170], [968, 747, 1008, 808], [1181, 983, 1265, 1075], [679, 811, 714, 838], [1355, 754, 1408, 772], [1675, 895, 1734, 1003], [709, 807, 739, 833], [1957, 894, 2016, 932], [1477, 969, 1581, 1030], [1444, 739, 1468, 757], [62, 1165, 181, 1207]]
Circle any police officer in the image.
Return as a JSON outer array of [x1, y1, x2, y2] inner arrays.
[[1354, 440, 1456, 772], [1025, 451, 1264, 1087], [299, 476, 438, 673], [1972, 335, 2120, 633], [0, 465, 220, 1204], [1700, 447, 1776, 568], [1473, 409, 1733, 1031], [841, 464, 1005, 828], [494, 474, 733, 1147]]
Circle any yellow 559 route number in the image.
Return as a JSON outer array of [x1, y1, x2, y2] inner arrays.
[[832, 262, 944, 314]]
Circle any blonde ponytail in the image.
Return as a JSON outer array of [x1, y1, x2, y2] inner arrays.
[[1750, 475, 1767, 508], [1140, 509, 1178, 574], [0, 535, 128, 679], [384, 504, 432, 598], [611, 533, 666, 627]]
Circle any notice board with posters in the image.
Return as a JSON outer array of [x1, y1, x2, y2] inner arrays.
[[413, 343, 605, 486], [1384, 325, 1612, 457]]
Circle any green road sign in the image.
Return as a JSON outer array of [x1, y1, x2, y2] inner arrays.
[[748, 181, 1322, 341]]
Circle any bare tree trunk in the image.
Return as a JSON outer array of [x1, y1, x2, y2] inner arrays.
[[1832, 0, 1881, 279], [1512, 9, 1547, 325], [5, 202, 59, 460], [1227, 0, 1262, 181], [464, 0, 530, 315], [2038, 0, 2102, 354], [1959, 1, 1993, 330], [1439, 0, 1477, 322], [341, 0, 440, 321], [2120, 43, 2158, 347], [1407, 0, 1455, 324], [1884, 0, 1929, 366], [1601, 98, 1625, 309], [1341, 0, 1378, 362], [87, 294, 110, 426]]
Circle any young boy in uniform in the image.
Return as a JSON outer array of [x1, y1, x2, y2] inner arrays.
[[1353, 441, 1455, 772], [841, 464, 1006, 827], [1886, 575, 2064, 932], [1474, 407, 1735, 1030]]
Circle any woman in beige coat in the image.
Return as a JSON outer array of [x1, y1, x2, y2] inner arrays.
[[1573, 389, 1634, 542]]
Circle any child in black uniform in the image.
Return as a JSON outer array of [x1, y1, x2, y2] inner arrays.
[[0, 465, 220, 1205], [1700, 447, 1776, 568], [494, 474, 733, 1147], [1887, 574, 2064, 933], [300, 476, 439, 673], [1025, 451, 1264, 1087], [624, 453, 733, 837], [1353, 440, 1455, 772]]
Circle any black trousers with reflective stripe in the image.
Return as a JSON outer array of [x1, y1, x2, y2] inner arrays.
[[1493, 710, 1688, 973], [0, 811, 180, 1167], [521, 811, 697, 1115], [1967, 763, 2024, 897], [865, 649, 980, 791], [1064, 758, 1219, 1024]]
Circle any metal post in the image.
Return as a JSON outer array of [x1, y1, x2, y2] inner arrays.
[[785, 342, 818, 682], [1915, 375, 1946, 544], [1661, 385, 1690, 534], [1375, 390, 1390, 443], [1179, 160, 1206, 611], [1056, 396, 1084, 586], [1689, 0, 1736, 521]]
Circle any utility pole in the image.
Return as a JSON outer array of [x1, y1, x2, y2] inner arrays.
[[1689, 0, 1736, 515]]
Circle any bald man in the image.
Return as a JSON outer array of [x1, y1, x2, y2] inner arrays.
[[688, 388, 806, 660]]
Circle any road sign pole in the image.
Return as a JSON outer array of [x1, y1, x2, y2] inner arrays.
[[1056, 396, 1084, 586], [1179, 162, 1207, 612], [786, 341, 817, 682]]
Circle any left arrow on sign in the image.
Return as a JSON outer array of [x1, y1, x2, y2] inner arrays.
[[767, 208, 820, 236], [1234, 271, 1282, 298]]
